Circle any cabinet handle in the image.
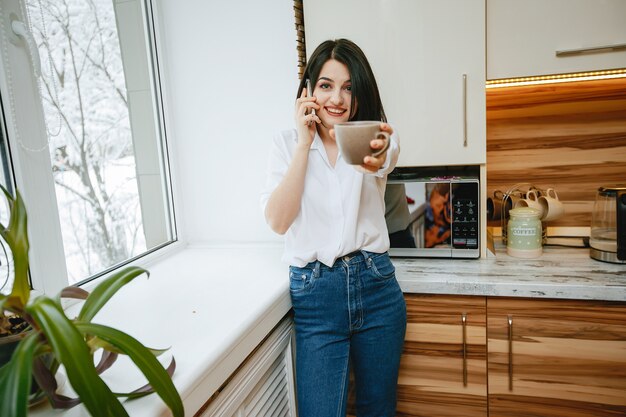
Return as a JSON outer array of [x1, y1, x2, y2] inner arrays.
[[507, 315, 513, 391], [462, 74, 467, 147], [462, 313, 467, 387], [556, 43, 626, 57]]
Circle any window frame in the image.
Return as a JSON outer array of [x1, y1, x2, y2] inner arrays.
[[0, 0, 181, 295]]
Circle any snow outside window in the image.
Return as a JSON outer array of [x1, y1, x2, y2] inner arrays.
[[0, 0, 176, 294]]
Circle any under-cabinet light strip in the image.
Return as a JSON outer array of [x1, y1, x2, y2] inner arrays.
[[486, 68, 626, 88]]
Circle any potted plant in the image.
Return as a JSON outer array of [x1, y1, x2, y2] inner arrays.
[[0, 185, 184, 417]]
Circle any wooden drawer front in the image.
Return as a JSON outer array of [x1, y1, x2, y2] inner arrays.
[[487, 297, 626, 417], [397, 294, 487, 417]]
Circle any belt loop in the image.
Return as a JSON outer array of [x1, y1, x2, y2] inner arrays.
[[360, 250, 371, 266], [313, 261, 321, 278]]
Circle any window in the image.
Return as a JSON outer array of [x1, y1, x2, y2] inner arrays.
[[0, 0, 175, 294]]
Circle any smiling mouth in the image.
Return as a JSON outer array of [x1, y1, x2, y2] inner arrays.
[[325, 107, 346, 117]]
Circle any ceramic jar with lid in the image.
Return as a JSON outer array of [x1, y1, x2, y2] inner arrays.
[[507, 207, 542, 258]]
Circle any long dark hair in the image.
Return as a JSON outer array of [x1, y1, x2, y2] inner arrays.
[[297, 39, 387, 123]]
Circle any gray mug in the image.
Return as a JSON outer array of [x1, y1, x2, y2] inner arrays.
[[334, 121, 390, 165]]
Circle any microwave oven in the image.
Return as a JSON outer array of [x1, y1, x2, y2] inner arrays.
[[385, 167, 480, 259]]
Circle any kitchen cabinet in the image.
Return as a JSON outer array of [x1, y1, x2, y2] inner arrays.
[[197, 316, 296, 417], [346, 294, 626, 416], [303, 0, 486, 167], [346, 294, 488, 417], [396, 294, 488, 416], [487, 0, 626, 80], [488, 297, 626, 417]]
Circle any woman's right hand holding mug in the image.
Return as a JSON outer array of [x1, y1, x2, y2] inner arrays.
[[295, 87, 320, 148]]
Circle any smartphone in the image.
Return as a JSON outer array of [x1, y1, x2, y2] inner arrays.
[[305, 79, 316, 118]]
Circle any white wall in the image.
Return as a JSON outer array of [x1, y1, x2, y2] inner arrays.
[[155, 1, 297, 245]]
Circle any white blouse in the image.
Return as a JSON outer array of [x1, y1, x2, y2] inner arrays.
[[260, 128, 400, 267]]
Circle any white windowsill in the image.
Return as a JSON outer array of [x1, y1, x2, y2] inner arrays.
[[29, 245, 291, 417]]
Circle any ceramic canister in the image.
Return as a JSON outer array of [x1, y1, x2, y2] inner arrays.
[[507, 207, 542, 258]]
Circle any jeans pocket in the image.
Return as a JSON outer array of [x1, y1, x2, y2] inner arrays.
[[368, 252, 396, 281], [289, 266, 313, 294]]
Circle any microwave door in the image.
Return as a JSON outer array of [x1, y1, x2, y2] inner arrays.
[[387, 182, 453, 257]]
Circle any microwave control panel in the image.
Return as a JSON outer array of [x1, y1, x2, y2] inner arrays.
[[451, 182, 479, 250]]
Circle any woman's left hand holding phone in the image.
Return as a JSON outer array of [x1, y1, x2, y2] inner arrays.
[[295, 81, 320, 148]]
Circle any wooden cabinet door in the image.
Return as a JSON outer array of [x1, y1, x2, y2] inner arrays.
[[487, 297, 626, 417], [396, 294, 487, 417]]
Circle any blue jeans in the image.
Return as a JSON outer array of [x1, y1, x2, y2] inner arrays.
[[289, 251, 407, 417]]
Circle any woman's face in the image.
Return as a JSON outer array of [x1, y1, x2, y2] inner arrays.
[[312, 59, 355, 129]]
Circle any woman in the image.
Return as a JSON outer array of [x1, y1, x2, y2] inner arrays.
[[260, 39, 406, 417]]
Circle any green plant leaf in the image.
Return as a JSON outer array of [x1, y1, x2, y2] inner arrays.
[[78, 266, 148, 322], [76, 322, 184, 417], [88, 336, 125, 354], [0, 187, 30, 309], [112, 356, 175, 400], [88, 335, 169, 357], [116, 356, 177, 398], [27, 296, 129, 417], [0, 331, 38, 417]]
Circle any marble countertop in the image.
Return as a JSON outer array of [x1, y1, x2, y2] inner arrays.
[[393, 245, 626, 301]]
